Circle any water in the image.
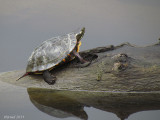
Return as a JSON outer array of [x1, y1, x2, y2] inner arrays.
[[0, 0, 160, 120], [1, 81, 160, 120]]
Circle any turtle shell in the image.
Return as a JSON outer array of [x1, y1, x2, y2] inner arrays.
[[26, 31, 79, 73]]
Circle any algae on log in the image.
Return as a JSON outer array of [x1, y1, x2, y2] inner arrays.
[[0, 42, 160, 92]]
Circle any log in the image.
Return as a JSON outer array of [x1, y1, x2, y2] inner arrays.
[[0, 42, 160, 92]]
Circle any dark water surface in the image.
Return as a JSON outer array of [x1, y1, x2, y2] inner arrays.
[[1, 0, 160, 120]]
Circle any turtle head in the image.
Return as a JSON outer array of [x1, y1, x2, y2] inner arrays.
[[76, 27, 85, 42], [76, 27, 85, 52]]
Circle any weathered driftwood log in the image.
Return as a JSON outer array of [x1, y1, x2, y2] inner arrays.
[[0, 42, 160, 92]]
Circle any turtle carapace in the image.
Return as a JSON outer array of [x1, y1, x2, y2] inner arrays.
[[17, 28, 89, 85]]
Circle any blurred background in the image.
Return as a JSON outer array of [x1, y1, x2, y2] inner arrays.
[[0, 0, 160, 72]]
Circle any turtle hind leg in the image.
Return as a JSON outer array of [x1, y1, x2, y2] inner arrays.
[[43, 70, 57, 85]]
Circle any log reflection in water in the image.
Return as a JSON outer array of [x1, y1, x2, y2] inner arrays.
[[27, 88, 160, 120]]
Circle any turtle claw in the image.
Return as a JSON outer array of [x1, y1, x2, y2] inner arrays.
[[46, 76, 57, 85], [43, 70, 56, 85], [73, 61, 91, 68], [47, 80, 56, 85], [80, 61, 91, 67]]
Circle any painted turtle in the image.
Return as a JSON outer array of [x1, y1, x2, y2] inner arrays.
[[17, 27, 89, 84]]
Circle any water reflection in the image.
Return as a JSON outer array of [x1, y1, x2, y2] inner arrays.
[[28, 90, 88, 120], [27, 88, 160, 120]]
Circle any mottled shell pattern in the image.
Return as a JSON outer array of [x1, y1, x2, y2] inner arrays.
[[26, 28, 83, 73]]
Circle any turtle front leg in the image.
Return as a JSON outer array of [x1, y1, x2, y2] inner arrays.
[[43, 70, 56, 85], [72, 50, 91, 68]]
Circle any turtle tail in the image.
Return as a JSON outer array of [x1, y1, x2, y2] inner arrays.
[[16, 72, 29, 81]]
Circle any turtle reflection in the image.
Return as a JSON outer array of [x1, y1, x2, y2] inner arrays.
[[27, 88, 88, 120], [27, 88, 160, 120]]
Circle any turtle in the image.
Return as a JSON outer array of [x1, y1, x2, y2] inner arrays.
[[17, 27, 89, 85]]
